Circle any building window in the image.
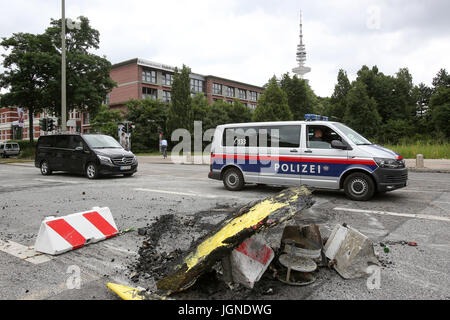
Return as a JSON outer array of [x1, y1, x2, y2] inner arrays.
[[143, 69, 157, 84], [83, 112, 90, 125], [249, 91, 257, 101], [249, 103, 257, 110], [105, 93, 110, 105], [163, 91, 171, 103], [142, 87, 158, 100], [162, 73, 173, 86], [238, 89, 247, 100], [190, 79, 204, 93], [213, 83, 222, 95], [226, 86, 235, 98], [226, 100, 233, 105]]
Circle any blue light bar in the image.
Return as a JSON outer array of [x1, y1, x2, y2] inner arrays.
[[305, 114, 328, 121]]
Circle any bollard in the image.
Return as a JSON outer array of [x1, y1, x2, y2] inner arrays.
[[416, 154, 424, 169]]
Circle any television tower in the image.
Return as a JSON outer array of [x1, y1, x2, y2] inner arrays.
[[292, 10, 311, 79]]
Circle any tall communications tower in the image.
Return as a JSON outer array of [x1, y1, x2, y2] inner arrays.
[[292, 11, 311, 79]]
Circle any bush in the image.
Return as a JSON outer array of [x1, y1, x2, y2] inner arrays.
[[8, 140, 36, 159]]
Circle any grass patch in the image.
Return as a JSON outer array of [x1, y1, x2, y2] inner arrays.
[[383, 142, 450, 159]]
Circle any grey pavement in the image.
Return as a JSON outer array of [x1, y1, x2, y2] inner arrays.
[[0, 161, 449, 300]]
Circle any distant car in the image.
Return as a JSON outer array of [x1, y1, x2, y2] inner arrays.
[[34, 133, 138, 179], [0, 142, 21, 158]]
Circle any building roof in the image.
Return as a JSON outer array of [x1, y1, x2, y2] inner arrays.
[[111, 58, 264, 90]]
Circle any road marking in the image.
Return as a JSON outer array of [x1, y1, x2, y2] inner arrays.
[[0, 240, 52, 264], [134, 188, 243, 200], [333, 207, 450, 223], [396, 189, 448, 194], [34, 178, 80, 184]]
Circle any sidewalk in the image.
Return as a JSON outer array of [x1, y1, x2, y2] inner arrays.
[[136, 156, 450, 173], [2, 157, 450, 173]]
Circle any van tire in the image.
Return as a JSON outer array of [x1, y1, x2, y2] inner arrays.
[[223, 167, 245, 191], [86, 162, 99, 180], [343, 172, 375, 201], [40, 160, 52, 176]]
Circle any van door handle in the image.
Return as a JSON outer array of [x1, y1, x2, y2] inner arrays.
[[290, 149, 298, 153], [304, 150, 313, 153]]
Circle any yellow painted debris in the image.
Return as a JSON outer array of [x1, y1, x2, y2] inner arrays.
[[106, 283, 145, 300], [184, 190, 299, 270]]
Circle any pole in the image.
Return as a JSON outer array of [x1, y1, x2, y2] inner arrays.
[[61, 0, 67, 132]]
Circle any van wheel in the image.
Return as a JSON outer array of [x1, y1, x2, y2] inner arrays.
[[343, 172, 375, 201], [223, 167, 245, 191], [40, 160, 52, 176], [86, 162, 99, 179]]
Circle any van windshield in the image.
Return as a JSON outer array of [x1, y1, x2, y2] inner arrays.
[[83, 135, 122, 149], [333, 123, 372, 145]]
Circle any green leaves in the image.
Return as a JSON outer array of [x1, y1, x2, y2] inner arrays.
[[253, 77, 292, 122]]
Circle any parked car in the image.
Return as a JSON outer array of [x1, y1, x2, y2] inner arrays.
[[208, 116, 408, 201], [0, 142, 21, 158], [35, 133, 138, 179]]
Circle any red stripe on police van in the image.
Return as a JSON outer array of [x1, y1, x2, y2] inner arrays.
[[212, 154, 376, 166], [46, 219, 86, 250], [235, 239, 273, 265], [82, 211, 118, 239]]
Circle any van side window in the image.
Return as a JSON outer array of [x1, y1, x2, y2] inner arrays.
[[260, 126, 301, 148], [223, 127, 258, 147], [39, 136, 55, 148], [68, 136, 83, 149], [307, 125, 343, 149], [54, 136, 70, 149]]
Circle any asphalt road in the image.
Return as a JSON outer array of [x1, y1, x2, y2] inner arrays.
[[0, 161, 449, 300]]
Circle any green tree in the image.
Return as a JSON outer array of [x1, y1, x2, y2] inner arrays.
[[0, 33, 55, 142], [226, 100, 253, 124], [167, 65, 192, 134], [205, 100, 231, 130], [126, 99, 168, 152], [280, 73, 314, 120], [191, 93, 211, 124], [90, 104, 124, 138], [432, 68, 450, 90], [344, 81, 381, 138], [253, 77, 292, 122], [43, 16, 116, 118], [329, 69, 352, 120]]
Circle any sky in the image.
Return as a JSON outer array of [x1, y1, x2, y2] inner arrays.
[[0, 0, 449, 97]]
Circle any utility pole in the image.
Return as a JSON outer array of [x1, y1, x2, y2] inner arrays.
[[61, 0, 67, 132]]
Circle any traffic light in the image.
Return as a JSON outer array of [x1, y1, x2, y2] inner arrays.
[[47, 118, 54, 132], [39, 118, 48, 131]]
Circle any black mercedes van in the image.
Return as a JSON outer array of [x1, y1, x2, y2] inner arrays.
[[35, 134, 138, 179]]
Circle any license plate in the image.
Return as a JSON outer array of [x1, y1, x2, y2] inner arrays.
[[120, 166, 131, 171]]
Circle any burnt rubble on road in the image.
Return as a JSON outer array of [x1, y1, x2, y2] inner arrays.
[[127, 186, 384, 300]]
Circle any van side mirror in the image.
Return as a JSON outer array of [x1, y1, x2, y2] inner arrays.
[[75, 146, 83, 152], [331, 140, 349, 150]]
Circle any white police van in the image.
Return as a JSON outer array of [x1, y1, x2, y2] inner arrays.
[[208, 115, 408, 201]]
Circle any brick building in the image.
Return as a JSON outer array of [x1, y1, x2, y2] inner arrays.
[[1, 58, 265, 139]]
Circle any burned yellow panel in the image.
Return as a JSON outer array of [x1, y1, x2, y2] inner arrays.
[[106, 283, 145, 300], [185, 189, 303, 269]]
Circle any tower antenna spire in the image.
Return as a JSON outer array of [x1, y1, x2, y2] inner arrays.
[[292, 10, 311, 79]]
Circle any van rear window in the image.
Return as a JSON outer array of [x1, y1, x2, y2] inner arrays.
[[222, 126, 301, 148], [38, 136, 55, 148]]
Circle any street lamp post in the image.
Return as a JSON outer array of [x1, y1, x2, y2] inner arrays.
[[61, 0, 67, 132]]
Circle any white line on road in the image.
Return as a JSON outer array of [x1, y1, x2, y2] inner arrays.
[[0, 240, 52, 264], [34, 178, 80, 184], [396, 189, 448, 194], [333, 207, 450, 223], [134, 188, 240, 199]]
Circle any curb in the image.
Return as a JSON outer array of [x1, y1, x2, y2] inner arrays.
[[407, 167, 450, 174]]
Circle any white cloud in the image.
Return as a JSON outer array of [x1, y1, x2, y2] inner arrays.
[[1, 0, 449, 97]]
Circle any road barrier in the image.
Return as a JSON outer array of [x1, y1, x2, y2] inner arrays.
[[34, 207, 118, 255]]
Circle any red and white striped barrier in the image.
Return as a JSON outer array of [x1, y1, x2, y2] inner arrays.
[[230, 235, 274, 289], [34, 207, 119, 255]]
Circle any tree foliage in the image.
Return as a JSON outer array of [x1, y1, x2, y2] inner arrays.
[[253, 77, 292, 122]]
